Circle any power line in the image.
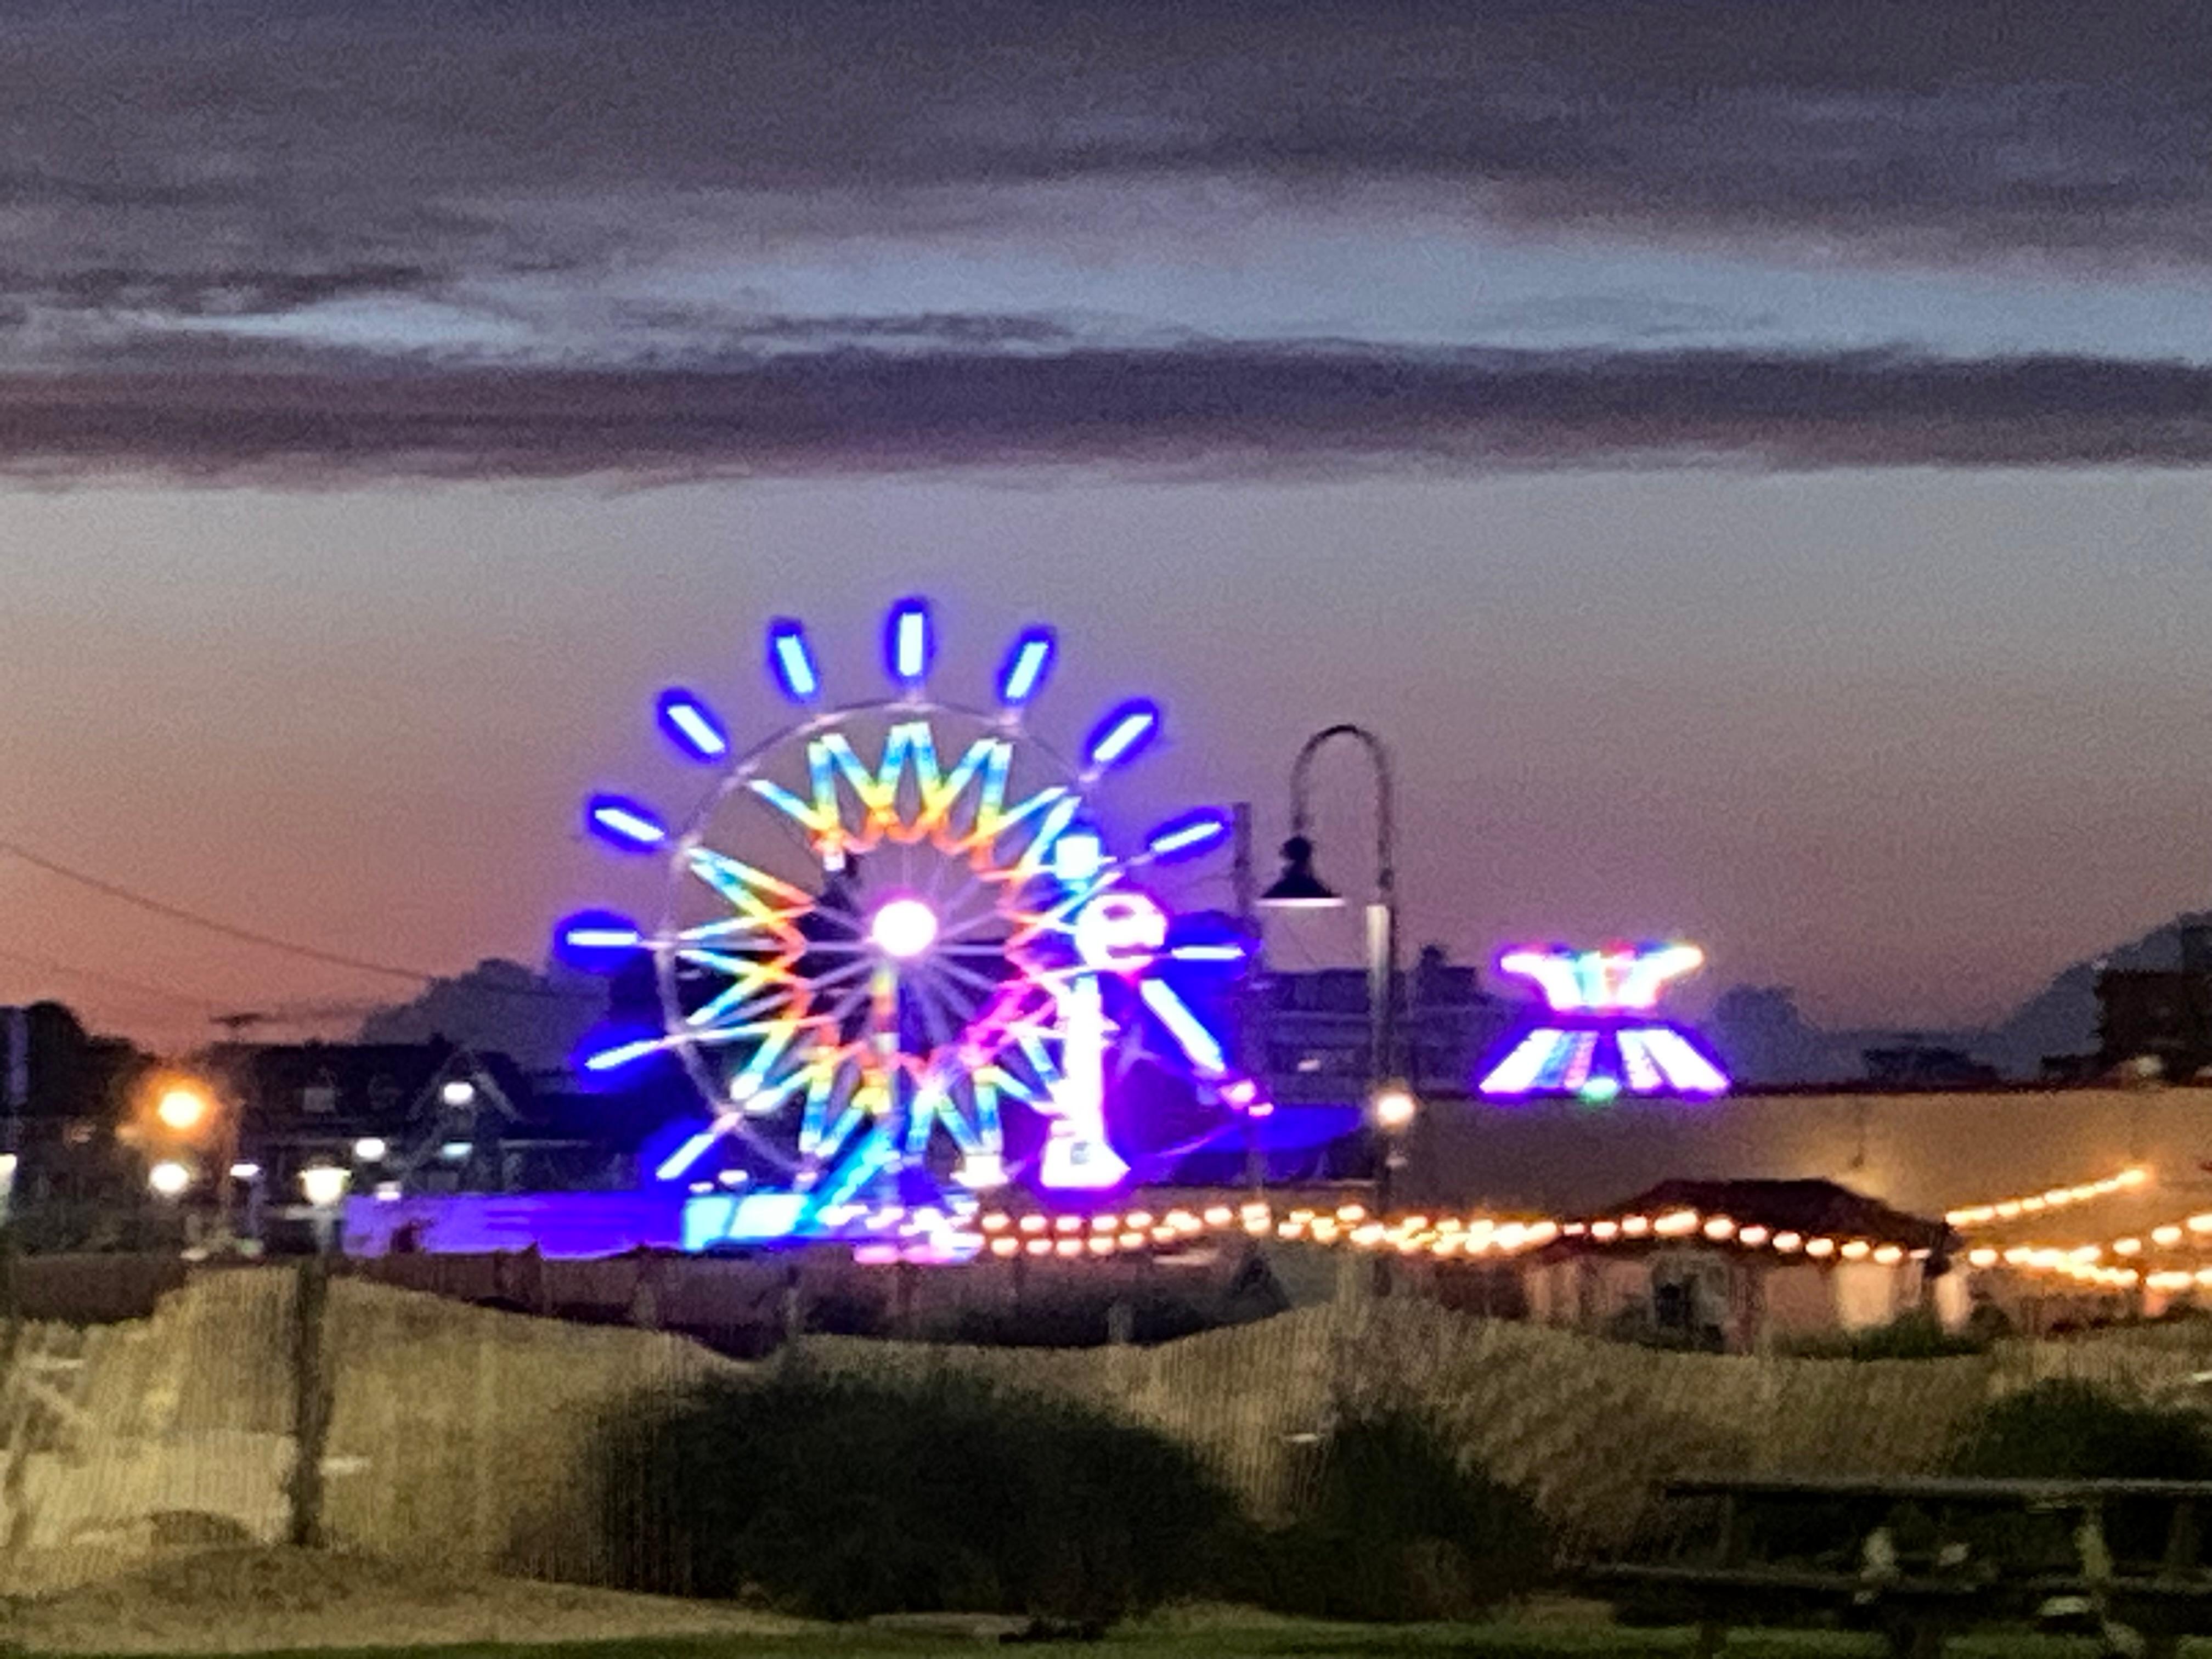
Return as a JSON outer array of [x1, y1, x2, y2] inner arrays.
[[0, 834, 600, 1002], [0, 836, 432, 984], [0, 944, 228, 1013]]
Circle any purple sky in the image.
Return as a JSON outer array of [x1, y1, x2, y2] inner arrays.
[[1, 0, 2208, 1048]]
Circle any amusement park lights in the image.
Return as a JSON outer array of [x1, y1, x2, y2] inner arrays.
[[1478, 941, 1729, 1102], [1082, 699, 1160, 772], [766, 618, 821, 702], [885, 597, 934, 689], [996, 628, 1056, 709], [584, 795, 668, 851], [868, 896, 940, 961], [561, 600, 1262, 1245], [656, 690, 730, 762], [1944, 1165, 2147, 1227]]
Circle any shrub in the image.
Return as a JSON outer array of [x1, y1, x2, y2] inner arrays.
[[596, 1367, 1240, 1622], [1779, 1308, 1990, 1361], [1947, 1380, 2212, 1563], [1248, 1409, 1551, 1620]]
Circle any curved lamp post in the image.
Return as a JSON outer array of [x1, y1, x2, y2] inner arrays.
[[1259, 725, 1415, 1265]]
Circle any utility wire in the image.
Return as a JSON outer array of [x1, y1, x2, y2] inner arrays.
[[0, 944, 229, 1013], [0, 835, 603, 1006], [0, 837, 432, 984]]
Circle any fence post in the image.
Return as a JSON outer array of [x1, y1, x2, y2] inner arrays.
[[286, 1255, 332, 1547]]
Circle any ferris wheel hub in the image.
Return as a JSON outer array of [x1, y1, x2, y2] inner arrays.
[[867, 895, 940, 960]]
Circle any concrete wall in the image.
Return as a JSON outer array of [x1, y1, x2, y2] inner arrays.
[[1402, 1086, 2212, 1216]]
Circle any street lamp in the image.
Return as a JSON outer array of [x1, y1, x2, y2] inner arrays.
[[147, 1159, 193, 1198], [1260, 725, 1414, 1281], [155, 1085, 212, 1134], [300, 1164, 349, 1255]]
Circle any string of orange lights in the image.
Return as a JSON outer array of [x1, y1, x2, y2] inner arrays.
[[893, 1164, 2188, 1282], [1944, 1166, 2148, 1228]]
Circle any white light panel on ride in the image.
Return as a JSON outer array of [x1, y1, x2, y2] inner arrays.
[[1476, 943, 1729, 1104]]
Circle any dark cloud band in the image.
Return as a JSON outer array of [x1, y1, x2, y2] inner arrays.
[[8, 346, 2209, 481]]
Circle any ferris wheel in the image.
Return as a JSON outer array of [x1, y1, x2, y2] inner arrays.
[[554, 600, 1264, 1242]]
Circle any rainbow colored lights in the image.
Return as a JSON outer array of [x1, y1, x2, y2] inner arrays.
[[1477, 941, 1729, 1102], [560, 600, 1264, 1248]]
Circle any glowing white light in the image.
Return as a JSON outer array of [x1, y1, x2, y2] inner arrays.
[[588, 799, 667, 849], [890, 600, 932, 684], [1085, 701, 1159, 770], [1039, 974, 1130, 1190], [1478, 1030, 1562, 1097], [1074, 891, 1167, 970], [1141, 979, 1227, 1075], [1170, 943, 1247, 963], [1146, 811, 1229, 860], [658, 690, 730, 760], [656, 1127, 724, 1182], [155, 1086, 210, 1132], [870, 897, 940, 959], [438, 1141, 471, 1163], [300, 1166, 350, 1208], [1641, 1026, 1730, 1094], [228, 1161, 262, 1181], [564, 926, 640, 950], [353, 1137, 387, 1163], [769, 621, 820, 701], [440, 1080, 477, 1108], [997, 630, 1055, 706], [148, 1160, 191, 1198], [1053, 831, 1105, 884], [585, 1036, 665, 1071], [1371, 1085, 1418, 1131]]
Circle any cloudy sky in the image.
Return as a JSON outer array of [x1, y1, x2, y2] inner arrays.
[[2, 0, 2209, 1047]]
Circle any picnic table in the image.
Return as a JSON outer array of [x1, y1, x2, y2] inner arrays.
[[1584, 1474, 2212, 1657]]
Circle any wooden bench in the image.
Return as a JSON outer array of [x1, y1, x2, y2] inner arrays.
[[1582, 1474, 2212, 1657]]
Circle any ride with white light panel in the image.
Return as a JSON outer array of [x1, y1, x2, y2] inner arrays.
[[1476, 941, 1730, 1103], [556, 599, 1269, 1249]]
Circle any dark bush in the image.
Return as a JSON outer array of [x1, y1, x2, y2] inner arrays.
[[596, 1367, 1240, 1622], [1947, 1380, 2212, 1563], [1248, 1410, 1551, 1620], [1779, 1308, 1990, 1361], [939, 1291, 1219, 1348]]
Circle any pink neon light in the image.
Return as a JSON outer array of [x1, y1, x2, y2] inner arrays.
[[1479, 940, 1729, 1101]]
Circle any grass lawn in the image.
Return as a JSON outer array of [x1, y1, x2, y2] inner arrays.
[[50, 1621, 2209, 1659]]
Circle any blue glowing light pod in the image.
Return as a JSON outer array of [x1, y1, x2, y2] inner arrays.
[[570, 1022, 672, 1090], [765, 618, 820, 703], [584, 794, 668, 851], [884, 596, 934, 689], [654, 689, 729, 761], [553, 909, 645, 971], [1084, 698, 1161, 771], [1145, 807, 1231, 862], [996, 627, 1057, 708]]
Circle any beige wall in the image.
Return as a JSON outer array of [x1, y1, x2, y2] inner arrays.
[[1404, 1086, 2212, 1216]]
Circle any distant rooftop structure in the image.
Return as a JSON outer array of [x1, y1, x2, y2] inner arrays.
[[1258, 945, 1503, 1107]]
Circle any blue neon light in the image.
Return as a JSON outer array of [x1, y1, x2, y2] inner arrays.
[[656, 1127, 723, 1181], [584, 1034, 666, 1072], [996, 628, 1056, 707], [655, 689, 729, 761], [1169, 942, 1248, 963], [1145, 808, 1229, 862], [1139, 979, 1228, 1075], [585, 794, 668, 851], [553, 909, 645, 970], [886, 597, 933, 686], [684, 1191, 810, 1248], [766, 619, 820, 702], [1085, 699, 1160, 770]]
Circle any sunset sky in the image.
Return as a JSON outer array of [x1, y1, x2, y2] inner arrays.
[[2, 0, 2208, 1049]]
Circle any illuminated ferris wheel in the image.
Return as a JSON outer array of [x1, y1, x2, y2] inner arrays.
[[554, 600, 1262, 1241]]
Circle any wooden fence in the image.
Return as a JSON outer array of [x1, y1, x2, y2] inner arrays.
[[9, 1265, 2212, 1595]]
